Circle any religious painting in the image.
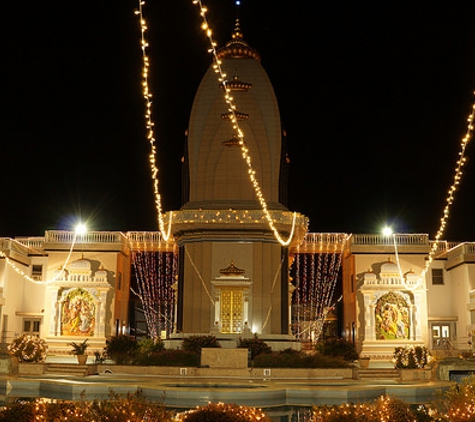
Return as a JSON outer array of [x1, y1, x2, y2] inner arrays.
[[375, 292, 410, 340], [61, 288, 95, 336]]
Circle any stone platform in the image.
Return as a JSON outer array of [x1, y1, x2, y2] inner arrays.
[[0, 357, 451, 407]]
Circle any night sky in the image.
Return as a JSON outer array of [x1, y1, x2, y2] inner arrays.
[[3, 2, 475, 241]]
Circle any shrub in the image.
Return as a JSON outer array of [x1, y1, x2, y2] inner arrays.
[[0, 401, 35, 422], [312, 395, 431, 422], [393, 345, 429, 369], [315, 337, 359, 361], [105, 335, 138, 364], [253, 350, 348, 368], [182, 335, 220, 354], [0, 392, 173, 422], [137, 338, 164, 358], [237, 335, 272, 359], [435, 374, 475, 421], [178, 402, 270, 422], [7, 334, 48, 362], [139, 349, 199, 367]]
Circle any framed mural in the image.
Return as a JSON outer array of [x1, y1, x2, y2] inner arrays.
[[61, 288, 95, 336], [375, 291, 410, 340]]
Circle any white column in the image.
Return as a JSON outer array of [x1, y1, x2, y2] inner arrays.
[[48, 288, 60, 337], [215, 295, 220, 325], [244, 294, 249, 324], [96, 290, 108, 338], [363, 293, 373, 340], [409, 304, 414, 340]]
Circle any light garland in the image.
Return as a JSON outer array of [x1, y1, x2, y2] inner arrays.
[[261, 255, 285, 332], [423, 91, 475, 272], [132, 247, 176, 340], [135, 1, 172, 242], [292, 234, 347, 342], [7, 334, 48, 362], [0, 235, 77, 285], [390, 91, 475, 289], [192, 0, 298, 247], [184, 246, 215, 305]]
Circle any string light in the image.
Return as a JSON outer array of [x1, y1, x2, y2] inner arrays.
[[192, 0, 298, 247], [135, 1, 172, 241], [382, 90, 474, 292], [0, 234, 78, 285], [429, 93, 475, 246], [409, 90, 474, 286], [292, 234, 347, 341]]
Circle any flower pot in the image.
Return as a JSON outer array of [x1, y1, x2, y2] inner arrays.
[[76, 355, 88, 365], [359, 357, 370, 369]]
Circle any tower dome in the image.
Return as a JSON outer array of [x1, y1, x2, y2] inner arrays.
[[183, 21, 286, 211], [70, 258, 91, 272]]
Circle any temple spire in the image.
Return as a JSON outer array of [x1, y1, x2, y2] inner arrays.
[[216, 15, 261, 61]]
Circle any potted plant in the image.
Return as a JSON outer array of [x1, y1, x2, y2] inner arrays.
[[70, 339, 89, 364], [359, 355, 371, 369]]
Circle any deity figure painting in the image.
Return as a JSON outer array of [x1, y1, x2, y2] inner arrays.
[[61, 288, 95, 336], [375, 292, 410, 340]]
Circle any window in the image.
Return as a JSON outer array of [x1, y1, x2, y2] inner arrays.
[[432, 268, 444, 285], [23, 318, 41, 335], [431, 322, 454, 350], [31, 265, 43, 281]]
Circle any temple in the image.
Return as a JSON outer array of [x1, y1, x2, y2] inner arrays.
[[1, 24, 474, 360]]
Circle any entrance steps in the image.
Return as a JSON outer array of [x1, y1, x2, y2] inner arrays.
[[45, 363, 97, 377], [357, 368, 400, 381]]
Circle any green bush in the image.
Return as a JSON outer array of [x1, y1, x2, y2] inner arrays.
[[181, 335, 220, 354], [253, 350, 348, 368], [105, 335, 138, 364], [7, 334, 48, 362], [393, 345, 429, 369], [315, 337, 359, 361], [132, 338, 166, 365], [237, 335, 272, 359], [140, 349, 199, 367]]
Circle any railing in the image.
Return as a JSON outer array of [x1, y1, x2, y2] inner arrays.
[[296, 233, 348, 253], [447, 242, 475, 260], [18, 237, 45, 249], [0, 238, 31, 255], [169, 209, 308, 226], [127, 231, 165, 244], [45, 230, 127, 244], [363, 277, 419, 287], [351, 233, 430, 246], [127, 231, 176, 252]]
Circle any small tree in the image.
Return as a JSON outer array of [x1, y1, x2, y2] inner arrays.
[[106, 335, 138, 364], [315, 337, 358, 361], [181, 335, 220, 354], [237, 335, 271, 359]]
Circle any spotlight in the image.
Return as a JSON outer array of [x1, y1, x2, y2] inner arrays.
[[382, 226, 393, 237], [75, 223, 87, 235]]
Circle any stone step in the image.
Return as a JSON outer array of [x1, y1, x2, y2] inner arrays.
[[46, 363, 96, 377], [357, 369, 400, 380]]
